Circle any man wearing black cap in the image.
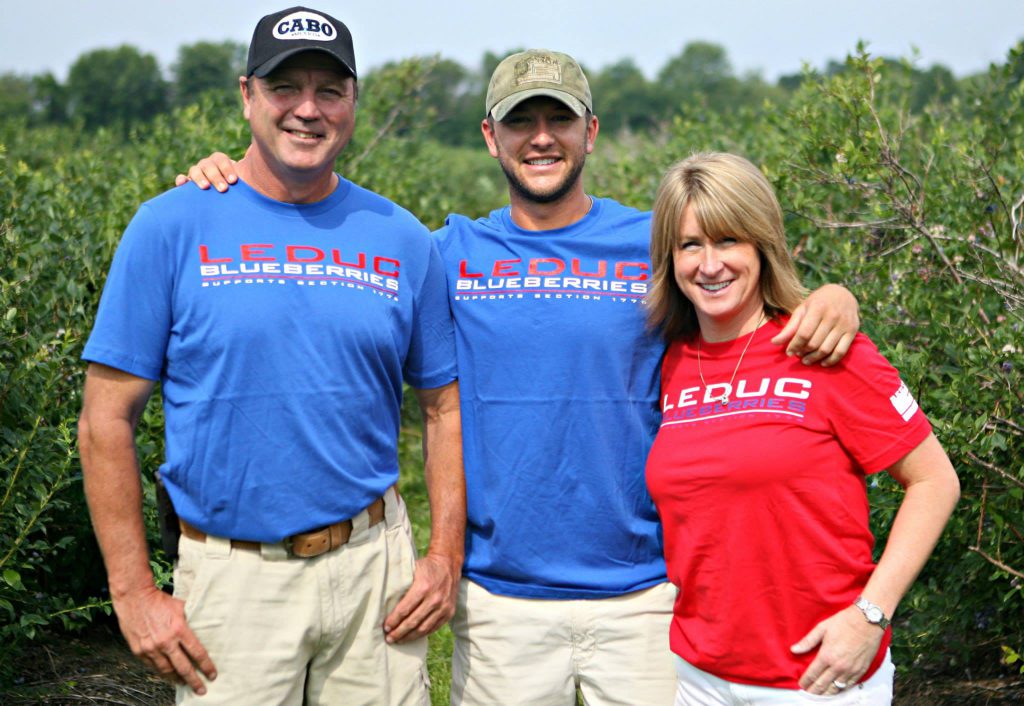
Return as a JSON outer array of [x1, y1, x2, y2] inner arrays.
[[79, 7, 463, 704]]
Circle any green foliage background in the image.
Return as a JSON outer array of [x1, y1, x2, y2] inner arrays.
[[1, 44, 1022, 700]]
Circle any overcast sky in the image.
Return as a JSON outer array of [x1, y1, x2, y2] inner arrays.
[[2, 1, 1021, 82]]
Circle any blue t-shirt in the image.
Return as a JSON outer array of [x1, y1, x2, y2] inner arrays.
[[434, 198, 667, 598], [83, 178, 457, 542]]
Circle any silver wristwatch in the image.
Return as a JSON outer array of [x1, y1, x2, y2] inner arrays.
[[854, 596, 890, 629]]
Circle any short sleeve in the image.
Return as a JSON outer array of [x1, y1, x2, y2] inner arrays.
[[81, 204, 173, 380], [402, 237, 456, 389], [825, 334, 932, 474]]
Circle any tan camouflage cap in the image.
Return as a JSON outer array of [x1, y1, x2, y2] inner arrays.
[[486, 49, 593, 120]]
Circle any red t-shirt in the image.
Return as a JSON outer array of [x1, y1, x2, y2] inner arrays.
[[645, 318, 931, 689]]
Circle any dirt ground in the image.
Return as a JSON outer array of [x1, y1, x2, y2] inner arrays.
[[3, 621, 1023, 705], [3, 622, 172, 705]]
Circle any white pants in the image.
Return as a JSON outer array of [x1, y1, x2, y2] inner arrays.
[[673, 651, 894, 706], [451, 578, 677, 706], [174, 488, 429, 706]]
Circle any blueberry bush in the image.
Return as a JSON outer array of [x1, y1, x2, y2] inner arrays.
[[2, 46, 1021, 700]]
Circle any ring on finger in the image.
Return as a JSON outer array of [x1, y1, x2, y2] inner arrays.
[[832, 679, 848, 690]]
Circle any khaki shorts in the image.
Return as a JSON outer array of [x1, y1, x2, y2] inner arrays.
[[174, 487, 429, 706], [451, 578, 677, 706]]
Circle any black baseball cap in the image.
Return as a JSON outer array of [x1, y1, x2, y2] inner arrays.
[[246, 6, 356, 79]]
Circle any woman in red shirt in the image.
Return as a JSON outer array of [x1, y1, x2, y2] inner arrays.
[[645, 152, 959, 705]]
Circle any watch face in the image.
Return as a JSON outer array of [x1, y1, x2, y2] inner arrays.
[[867, 605, 883, 622]]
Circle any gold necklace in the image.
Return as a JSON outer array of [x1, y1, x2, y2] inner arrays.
[[697, 312, 766, 405]]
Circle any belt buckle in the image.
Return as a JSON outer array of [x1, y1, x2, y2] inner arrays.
[[289, 526, 329, 558], [288, 522, 350, 558], [286, 495, 385, 558]]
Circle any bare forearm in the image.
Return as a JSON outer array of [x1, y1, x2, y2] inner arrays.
[[862, 438, 959, 617], [418, 382, 466, 568], [861, 479, 958, 617], [80, 414, 154, 598], [422, 411, 465, 565]]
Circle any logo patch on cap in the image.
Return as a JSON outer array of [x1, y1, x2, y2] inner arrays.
[[273, 10, 336, 41], [514, 56, 562, 86]]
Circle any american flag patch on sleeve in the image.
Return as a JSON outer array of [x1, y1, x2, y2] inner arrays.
[[890, 381, 920, 422]]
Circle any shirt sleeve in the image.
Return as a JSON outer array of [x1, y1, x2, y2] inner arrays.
[[402, 236, 457, 389], [81, 203, 173, 380], [824, 333, 932, 474]]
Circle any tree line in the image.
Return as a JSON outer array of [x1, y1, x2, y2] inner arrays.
[[0, 39, 990, 141]]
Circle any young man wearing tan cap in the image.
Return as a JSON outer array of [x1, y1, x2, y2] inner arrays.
[[81, 7, 463, 704], [182, 48, 858, 706], [433, 49, 858, 706]]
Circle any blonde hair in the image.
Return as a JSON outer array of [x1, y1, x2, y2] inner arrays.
[[647, 152, 806, 340]]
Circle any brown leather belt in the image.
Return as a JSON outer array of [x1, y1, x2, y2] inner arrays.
[[178, 495, 387, 559]]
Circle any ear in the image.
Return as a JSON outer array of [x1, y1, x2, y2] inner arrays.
[[481, 117, 500, 159], [240, 76, 252, 121], [585, 113, 599, 155]]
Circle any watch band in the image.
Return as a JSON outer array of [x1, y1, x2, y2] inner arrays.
[[854, 596, 891, 630]]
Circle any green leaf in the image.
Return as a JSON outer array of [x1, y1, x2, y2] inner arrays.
[[2, 569, 24, 590], [20, 612, 48, 627]]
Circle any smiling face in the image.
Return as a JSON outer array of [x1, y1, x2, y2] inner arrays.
[[673, 204, 765, 341], [240, 52, 356, 195], [481, 96, 597, 206]]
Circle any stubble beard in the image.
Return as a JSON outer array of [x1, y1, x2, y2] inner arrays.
[[499, 153, 587, 205]]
